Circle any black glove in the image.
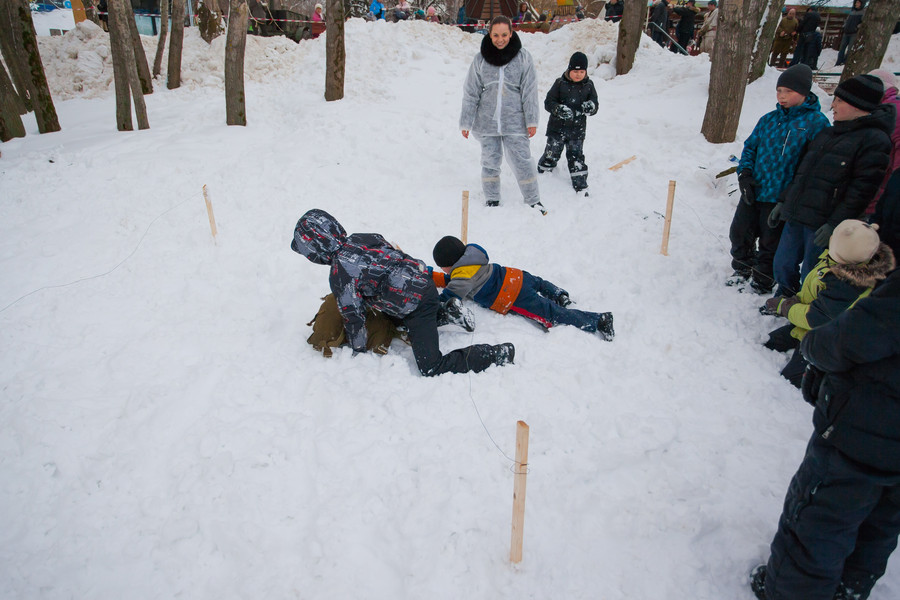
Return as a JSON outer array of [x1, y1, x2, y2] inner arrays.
[[814, 223, 835, 248], [581, 100, 596, 115], [555, 105, 574, 120], [738, 170, 760, 206], [767, 203, 783, 229], [800, 364, 824, 407]]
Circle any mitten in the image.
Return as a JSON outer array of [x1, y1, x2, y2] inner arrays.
[[767, 203, 783, 228], [800, 364, 824, 407], [556, 105, 574, 120], [738, 170, 760, 206], [775, 295, 800, 317], [814, 223, 835, 248], [581, 100, 596, 115]]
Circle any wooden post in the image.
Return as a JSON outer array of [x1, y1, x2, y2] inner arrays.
[[660, 180, 675, 256], [608, 155, 637, 171], [202, 185, 218, 243], [461, 190, 469, 244], [510, 420, 529, 564]]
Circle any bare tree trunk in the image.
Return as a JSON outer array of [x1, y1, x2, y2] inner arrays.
[[0, 0, 34, 113], [153, 0, 170, 77], [615, 0, 645, 76], [108, 0, 149, 130], [12, 0, 60, 133], [225, 0, 248, 125], [840, 0, 900, 83], [748, 0, 784, 84], [168, 0, 186, 89], [325, 0, 345, 101], [701, 0, 767, 143], [122, 0, 153, 94], [0, 59, 26, 141]]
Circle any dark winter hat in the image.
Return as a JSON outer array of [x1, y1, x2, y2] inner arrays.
[[834, 74, 885, 112], [829, 220, 881, 265], [707, 0, 716, 5], [568, 52, 588, 72], [432, 235, 466, 268], [776, 64, 813, 97]]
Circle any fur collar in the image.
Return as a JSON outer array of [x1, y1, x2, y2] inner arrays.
[[831, 243, 897, 288], [480, 32, 523, 66]]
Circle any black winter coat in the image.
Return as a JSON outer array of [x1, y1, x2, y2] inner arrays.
[[801, 268, 900, 474], [604, 1, 623, 22], [673, 5, 698, 35], [544, 73, 599, 138], [874, 168, 900, 259], [797, 8, 820, 35], [779, 103, 895, 229]]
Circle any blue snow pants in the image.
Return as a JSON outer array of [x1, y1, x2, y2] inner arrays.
[[764, 435, 900, 600], [509, 272, 601, 331], [773, 220, 823, 297]]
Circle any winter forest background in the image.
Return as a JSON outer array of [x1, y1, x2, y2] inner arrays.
[[2, 6, 900, 600]]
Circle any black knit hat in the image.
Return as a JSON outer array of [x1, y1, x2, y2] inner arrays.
[[568, 52, 588, 72], [433, 235, 466, 267], [776, 64, 812, 97], [834, 74, 885, 112]]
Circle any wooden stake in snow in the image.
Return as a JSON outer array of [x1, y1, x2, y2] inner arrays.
[[202, 185, 218, 243], [461, 190, 469, 244], [510, 420, 530, 564], [608, 155, 637, 171], [661, 180, 676, 256]]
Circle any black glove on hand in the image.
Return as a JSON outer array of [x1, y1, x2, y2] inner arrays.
[[767, 203, 783, 229], [556, 105, 574, 120], [738, 170, 760, 206], [800, 364, 825, 407], [581, 100, 596, 115], [814, 223, 835, 248]]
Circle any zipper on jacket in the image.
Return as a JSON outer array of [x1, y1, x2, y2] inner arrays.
[[495, 66, 505, 135], [782, 130, 791, 156]]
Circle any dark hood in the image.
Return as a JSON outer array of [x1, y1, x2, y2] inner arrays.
[[833, 102, 897, 137], [480, 31, 523, 67], [290, 208, 347, 265]]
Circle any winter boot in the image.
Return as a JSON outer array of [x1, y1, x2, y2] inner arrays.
[[749, 565, 767, 600], [486, 200, 500, 207], [437, 297, 476, 332], [596, 312, 615, 341], [750, 275, 775, 295], [492, 342, 516, 366], [725, 269, 751, 287], [530, 201, 548, 216]]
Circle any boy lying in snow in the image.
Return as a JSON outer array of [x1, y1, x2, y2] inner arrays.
[[429, 235, 614, 340]]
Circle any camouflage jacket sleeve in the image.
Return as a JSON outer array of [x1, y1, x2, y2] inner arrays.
[[329, 262, 369, 352]]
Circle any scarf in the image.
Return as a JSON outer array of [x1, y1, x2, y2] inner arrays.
[[480, 32, 523, 67]]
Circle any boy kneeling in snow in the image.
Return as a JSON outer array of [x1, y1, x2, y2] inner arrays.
[[291, 209, 514, 376], [762, 219, 895, 387], [430, 235, 614, 340]]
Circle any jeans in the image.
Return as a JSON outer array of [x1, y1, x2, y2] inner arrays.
[[773, 221, 823, 297], [510, 272, 602, 331]]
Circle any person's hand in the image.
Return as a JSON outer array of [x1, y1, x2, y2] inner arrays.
[[767, 203, 783, 228], [738, 170, 760, 206], [556, 105, 574, 120], [800, 364, 824, 407], [581, 100, 596, 114], [527, 126, 536, 138], [814, 223, 835, 248], [461, 129, 469, 139]]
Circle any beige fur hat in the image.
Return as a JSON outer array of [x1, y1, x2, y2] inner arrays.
[[829, 220, 881, 265]]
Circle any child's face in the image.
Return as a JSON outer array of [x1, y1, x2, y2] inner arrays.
[[569, 69, 586, 82], [832, 96, 868, 122], [441, 266, 453, 274], [776, 86, 805, 108]]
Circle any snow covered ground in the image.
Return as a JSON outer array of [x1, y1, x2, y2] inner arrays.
[[2, 13, 900, 600]]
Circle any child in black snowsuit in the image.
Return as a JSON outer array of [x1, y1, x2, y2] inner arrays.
[[430, 236, 614, 340], [291, 209, 515, 376], [537, 52, 599, 194]]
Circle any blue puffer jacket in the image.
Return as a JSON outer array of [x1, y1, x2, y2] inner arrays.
[[738, 93, 830, 204]]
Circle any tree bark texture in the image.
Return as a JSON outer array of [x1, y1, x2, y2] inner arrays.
[[153, 0, 170, 77], [225, 0, 248, 126], [840, 0, 900, 83], [0, 59, 26, 141], [615, 0, 645, 76], [198, 0, 225, 43], [168, 0, 186, 89], [0, 0, 34, 113], [12, 0, 60, 133], [748, 0, 785, 84], [108, 0, 149, 130], [701, 0, 767, 144], [123, 0, 153, 94], [324, 0, 345, 101]]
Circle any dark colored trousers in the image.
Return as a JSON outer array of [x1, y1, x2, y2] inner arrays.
[[510, 272, 601, 331], [538, 133, 588, 191], [764, 324, 806, 388], [670, 28, 691, 53], [402, 284, 496, 376], [774, 220, 823, 297], [764, 435, 900, 600], [729, 200, 783, 289]]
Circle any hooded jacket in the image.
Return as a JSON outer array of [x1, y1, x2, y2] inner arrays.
[[783, 244, 895, 340], [779, 103, 895, 228], [801, 268, 900, 474], [459, 32, 540, 136], [544, 71, 599, 138], [435, 244, 513, 309], [874, 169, 900, 258], [739, 93, 830, 204], [291, 209, 432, 351]]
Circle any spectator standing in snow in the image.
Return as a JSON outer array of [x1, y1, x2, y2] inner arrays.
[[671, 0, 700, 54], [872, 169, 900, 258], [425, 6, 440, 22], [537, 52, 599, 195], [460, 16, 543, 211], [750, 265, 900, 600], [769, 7, 798, 68], [368, 0, 385, 20], [866, 69, 900, 214], [791, 6, 820, 68], [392, 0, 411, 21], [604, 0, 623, 23], [649, 0, 671, 48], [291, 209, 516, 376], [513, 2, 530, 24], [728, 64, 829, 295], [311, 3, 324, 22], [836, 0, 865, 67], [697, 0, 717, 54]]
